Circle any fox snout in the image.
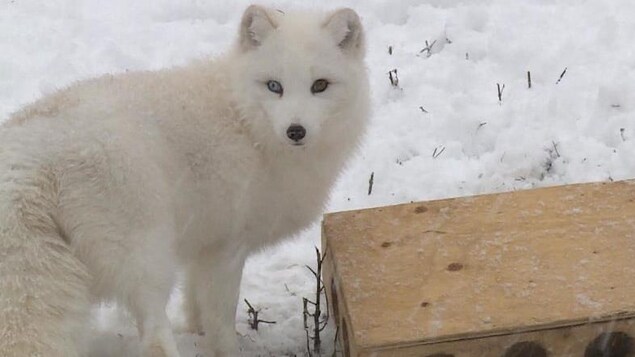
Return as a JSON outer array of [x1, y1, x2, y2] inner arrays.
[[286, 124, 306, 145]]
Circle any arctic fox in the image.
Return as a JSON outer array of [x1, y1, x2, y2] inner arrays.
[[0, 5, 368, 357]]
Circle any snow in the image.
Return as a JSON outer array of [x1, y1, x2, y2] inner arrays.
[[2, 0, 635, 355]]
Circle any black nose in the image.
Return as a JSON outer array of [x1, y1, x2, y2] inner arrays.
[[286, 124, 306, 142]]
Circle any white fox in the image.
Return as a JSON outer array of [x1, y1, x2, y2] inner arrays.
[[0, 5, 369, 357]]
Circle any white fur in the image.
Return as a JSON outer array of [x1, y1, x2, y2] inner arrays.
[[0, 6, 368, 357]]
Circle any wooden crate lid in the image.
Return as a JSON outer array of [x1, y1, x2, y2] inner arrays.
[[322, 180, 635, 350]]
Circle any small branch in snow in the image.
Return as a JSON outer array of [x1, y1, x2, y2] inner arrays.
[[542, 141, 561, 180], [465, 52, 469, 60], [527, 71, 532, 89], [497, 83, 505, 104], [432, 146, 446, 159], [556, 67, 568, 84], [551, 141, 561, 158], [419, 106, 428, 113], [368, 172, 375, 195], [621, 128, 626, 142], [419, 40, 437, 58], [303, 247, 329, 356], [388, 69, 399, 87], [477, 122, 487, 131], [388, 45, 393, 55], [244, 299, 276, 331]]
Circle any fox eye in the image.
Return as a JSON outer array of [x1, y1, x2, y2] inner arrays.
[[266, 80, 283, 95], [311, 79, 329, 94]]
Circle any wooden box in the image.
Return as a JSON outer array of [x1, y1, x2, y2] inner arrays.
[[322, 180, 635, 357]]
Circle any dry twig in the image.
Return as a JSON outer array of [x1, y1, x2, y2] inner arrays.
[[244, 299, 276, 331]]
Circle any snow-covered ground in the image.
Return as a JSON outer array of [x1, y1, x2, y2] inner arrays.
[[2, 0, 635, 355]]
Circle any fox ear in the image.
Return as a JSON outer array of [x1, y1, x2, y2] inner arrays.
[[240, 5, 278, 50], [323, 8, 364, 56]]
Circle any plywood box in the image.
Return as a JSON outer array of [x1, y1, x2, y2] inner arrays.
[[322, 180, 635, 356]]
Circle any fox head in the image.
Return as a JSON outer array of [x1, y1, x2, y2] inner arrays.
[[230, 5, 369, 155]]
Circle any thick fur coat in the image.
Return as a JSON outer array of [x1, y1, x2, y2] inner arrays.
[[0, 5, 368, 356]]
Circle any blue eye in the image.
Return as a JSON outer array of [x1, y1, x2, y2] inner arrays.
[[266, 80, 283, 95]]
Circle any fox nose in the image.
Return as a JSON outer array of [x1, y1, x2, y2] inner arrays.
[[286, 124, 306, 142]]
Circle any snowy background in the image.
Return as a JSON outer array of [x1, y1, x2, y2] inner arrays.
[[2, 0, 635, 355]]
